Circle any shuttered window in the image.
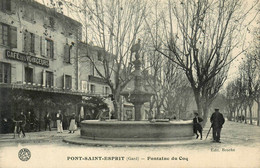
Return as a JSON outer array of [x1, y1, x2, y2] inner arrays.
[[0, 23, 17, 48], [46, 39, 54, 58], [64, 44, 71, 63], [0, 0, 11, 12], [23, 32, 35, 53], [0, 24, 8, 46], [0, 62, 11, 83]]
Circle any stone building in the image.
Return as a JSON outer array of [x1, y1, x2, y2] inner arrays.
[[0, 0, 87, 133], [78, 42, 112, 97], [78, 42, 114, 119]]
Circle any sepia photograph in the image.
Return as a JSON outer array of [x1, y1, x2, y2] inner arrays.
[[0, 0, 259, 167]]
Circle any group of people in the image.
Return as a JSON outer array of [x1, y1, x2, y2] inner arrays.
[[54, 110, 77, 134], [193, 108, 225, 143], [12, 110, 78, 138]]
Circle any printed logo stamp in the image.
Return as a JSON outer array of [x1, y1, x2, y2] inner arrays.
[[18, 148, 31, 161]]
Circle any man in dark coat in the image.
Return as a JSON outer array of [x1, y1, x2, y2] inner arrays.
[[210, 109, 225, 143], [44, 112, 52, 131], [193, 112, 203, 140], [17, 111, 26, 137]]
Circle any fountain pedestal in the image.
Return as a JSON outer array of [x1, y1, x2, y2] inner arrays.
[[120, 57, 154, 121]]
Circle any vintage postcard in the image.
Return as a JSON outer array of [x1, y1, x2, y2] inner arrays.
[[0, 0, 259, 167]]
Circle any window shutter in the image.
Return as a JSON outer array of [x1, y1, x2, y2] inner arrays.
[[40, 36, 46, 56], [9, 26, 17, 48], [11, 64, 16, 83], [53, 40, 57, 59], [10, 0, 16, 14], [23, 32, 30, 52], [42, 69, 46, 87], [53, 72, 56, 88], [34, 35, 40, 55], [64, 44, 70, 62], [63, 74, 66, 89]]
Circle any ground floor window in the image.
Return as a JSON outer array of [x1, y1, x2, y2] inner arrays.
[[0, 62, 11, 83], [90, 84, 95, 93], [25, 67, 33, 83], [46, 71, 53, 87], [65, 75, 72, 90]]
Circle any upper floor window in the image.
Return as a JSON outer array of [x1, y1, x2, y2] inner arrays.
[[64, 44, 71, 63], [49, 17, 55, 29], [0, 23, 17, 48], [45, 71, 53, 88], [46, 39, 54, 58], [23, 32, 35, 53], [40, 37, 54, 58], [0, 62, 11, 84], [23, 7, 35, 22], [44, 16, 55, 29], [25, 67, 33, 84], [0, 0, 11, 12]]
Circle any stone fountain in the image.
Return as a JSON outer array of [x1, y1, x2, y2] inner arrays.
[[75, 40, 194, 144], [120, 45, 154, 121]]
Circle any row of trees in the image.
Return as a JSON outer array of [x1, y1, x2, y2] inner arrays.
[[46, 0, 259, 125], [226, 22, 260, 125]]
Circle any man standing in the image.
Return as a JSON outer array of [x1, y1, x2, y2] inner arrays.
[[44, 112, 51, 131], [210, 109, 225, 143], [17, 111, 26, 138], [193, 112, 203, 140], [56, 110, 63, 133]]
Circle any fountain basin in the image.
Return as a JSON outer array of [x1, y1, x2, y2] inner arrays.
[[80, 120, 193, 141]]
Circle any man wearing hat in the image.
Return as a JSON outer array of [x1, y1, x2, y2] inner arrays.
[[210, 109, 225, 143], [193, 112, 203, 140]]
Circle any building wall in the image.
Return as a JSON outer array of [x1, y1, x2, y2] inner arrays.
[[0, 0, 81, 90], [78, 42, 112, 96]]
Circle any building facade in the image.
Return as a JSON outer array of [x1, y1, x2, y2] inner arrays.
[[78, 42, 112, 97], [0, 0, 86, 133], [78, 42, 114, 119]]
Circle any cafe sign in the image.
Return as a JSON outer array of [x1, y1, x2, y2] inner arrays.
[[6, 50, 49, 67]]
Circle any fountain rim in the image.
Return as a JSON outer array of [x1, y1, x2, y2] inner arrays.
[[80, 120, 193, 125]]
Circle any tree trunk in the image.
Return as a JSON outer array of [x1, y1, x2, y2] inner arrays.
[[257, 101, 260, 126], [193, 90, 203, 116], [112, 87, 121, 120], [237, 109, 240, 122], [202, 104, 209, 128], [244, 107, 247, 124], [249, 104, 253, 125], [112, 100, 119, 120]]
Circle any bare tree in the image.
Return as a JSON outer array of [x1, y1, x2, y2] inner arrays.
[[141, 0, 191, 119], [240, 53, 260, 125], [70, 0, 148, 119], [146, 0, 258, 125]]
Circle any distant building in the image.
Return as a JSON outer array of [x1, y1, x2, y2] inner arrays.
[[78, 42, 112, 97], [78, 42, 114, 118]]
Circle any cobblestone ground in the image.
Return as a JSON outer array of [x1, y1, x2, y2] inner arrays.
[[0, 120, 259, 168]]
